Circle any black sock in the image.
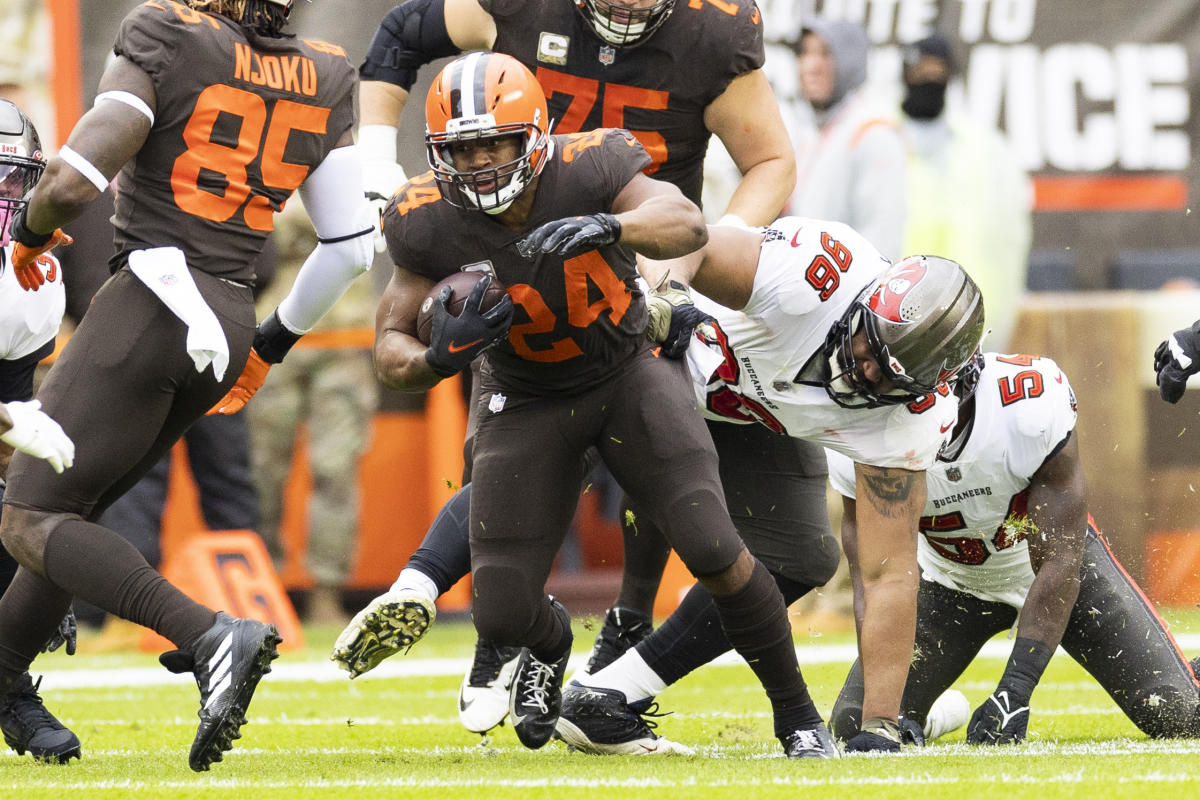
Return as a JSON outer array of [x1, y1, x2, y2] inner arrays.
[[0, 566, 71, 689], [639, 570, 815, 686], [42, 519, 215, 651], [709, 558, 823, 737], [408, 483, 473, 596]]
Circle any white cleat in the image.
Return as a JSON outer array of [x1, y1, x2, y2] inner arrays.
[[330, 590, 435, 678], [458, 639, 523, 734], [924, 689, 971, 741]]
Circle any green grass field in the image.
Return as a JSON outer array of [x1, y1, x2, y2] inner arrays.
[[4, 607, 1200, 799]]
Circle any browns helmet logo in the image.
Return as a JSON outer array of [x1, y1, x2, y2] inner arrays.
[[867, 259, 929, 324]]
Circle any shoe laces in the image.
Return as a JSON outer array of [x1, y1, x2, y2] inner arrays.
[[2, 675, 63, 734], [786, 728, 824, 753], [468, 641, 520, 687], [516, 655, 560, 714]]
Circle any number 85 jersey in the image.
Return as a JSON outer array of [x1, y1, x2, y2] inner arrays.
[[828, 353, 1079, 606], [686, 217, 959, 470], [111, 2, 356, 282]]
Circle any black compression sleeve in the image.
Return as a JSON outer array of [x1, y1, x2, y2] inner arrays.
[[360, 0, 460, 90]]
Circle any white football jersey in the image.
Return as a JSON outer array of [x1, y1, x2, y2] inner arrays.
[[828, 353, 1079, 606], [686, 217, 958, 470], [0, 245, 65, 361]]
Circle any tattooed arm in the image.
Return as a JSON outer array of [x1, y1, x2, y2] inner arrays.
[[846, 462, 926, 724]]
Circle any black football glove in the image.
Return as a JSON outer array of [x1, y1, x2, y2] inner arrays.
[[42, 606, 77, 656], [646, 280, 715, 359], [517, 213, 621, 259], [843, 717, 902, 754], [424, 275, 514, 378], [967, 636, 1051, 745], [1153, 319, 1200, 403], [966, 689, 1030, 744]]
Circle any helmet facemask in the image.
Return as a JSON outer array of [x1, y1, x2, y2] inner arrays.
[[427, 123, 546, 215], [574, 0, 676, 47]]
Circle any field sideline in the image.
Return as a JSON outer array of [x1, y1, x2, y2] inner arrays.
[[4, 609, 1200, 799]]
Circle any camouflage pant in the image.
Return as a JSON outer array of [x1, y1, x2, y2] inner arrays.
[[247, 347, 377, 586]]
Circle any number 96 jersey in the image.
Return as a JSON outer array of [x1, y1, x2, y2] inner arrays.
[[110, 3, 356, 282], [827, 353, 1079, 606], [686, 216, 959, 471]]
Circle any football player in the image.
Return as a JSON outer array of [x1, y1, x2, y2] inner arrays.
[[0, 99, 80, 763], [343, 0, 824, 737], [0, 0, 374, 770], [553, 225, 985, 756], [827, 352, 1200, 744], [366, 51, 837, 758]]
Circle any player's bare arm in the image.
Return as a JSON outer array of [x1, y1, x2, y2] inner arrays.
[[1019, 434, 1087, 648], [704, 68, 796, 226], [648, 224, 762, 309], [609, 173, 707, 260], [24, 56, 153, 234], [852, 462, 925, 724], [374, 265, 441, 392]]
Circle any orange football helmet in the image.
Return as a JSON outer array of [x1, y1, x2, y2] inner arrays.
[[425, 52, 550, 214]]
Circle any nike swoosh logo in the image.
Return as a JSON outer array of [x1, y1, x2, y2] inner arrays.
[[1055, 372, 1063, 383], [459, 694, 475, 712], [939, 421, 954, 433], [448, 339, 483, 353]]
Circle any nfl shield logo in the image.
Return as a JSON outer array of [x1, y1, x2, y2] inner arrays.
[[488, 392, 507, 414], [599, 45, 616, 65], [945, 466, 962, 482]]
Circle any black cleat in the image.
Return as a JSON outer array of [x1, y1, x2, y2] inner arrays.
[[556, 682, 693, 755], [781, 723, 841, 759], [0, 672, 81, 763], [583, 606, 652, 676], [160, 612, 281, 771], [509, 599, 572, 749]]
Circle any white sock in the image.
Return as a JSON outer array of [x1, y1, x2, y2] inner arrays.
[[579, 649, 668, 703], [389, 568, 438, 603]]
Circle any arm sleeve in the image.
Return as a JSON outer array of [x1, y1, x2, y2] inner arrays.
[[274, 146, 376, 333]]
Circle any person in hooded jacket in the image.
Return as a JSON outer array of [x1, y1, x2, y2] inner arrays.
[[784, 17, 907, 262]]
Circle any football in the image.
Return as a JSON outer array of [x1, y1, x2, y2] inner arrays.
[[416, 271, 508, 345]]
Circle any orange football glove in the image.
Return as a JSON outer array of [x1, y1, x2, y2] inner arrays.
[[11, 229, 73, 291], [207, 348, 270, 415]]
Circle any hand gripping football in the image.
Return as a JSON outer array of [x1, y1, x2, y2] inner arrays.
[[416, 271, 508, 345]]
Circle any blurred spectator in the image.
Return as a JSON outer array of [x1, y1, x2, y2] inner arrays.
[[783, 17, 907, 261], [247, 202, 377, 626], [898, 33, 1033, 352]]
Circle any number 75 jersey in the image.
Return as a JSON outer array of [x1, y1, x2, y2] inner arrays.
[[110, 2, 356, 282], [686, 217, 959, 471]]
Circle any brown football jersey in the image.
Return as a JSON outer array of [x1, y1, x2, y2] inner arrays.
[[383, 128, 652, 394], [479, 0, 764, 206], [110, 2, 356, 282]]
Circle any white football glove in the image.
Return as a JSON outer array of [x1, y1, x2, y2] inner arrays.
[[359, 125, 408, 253], [0, 400, 75, 474]]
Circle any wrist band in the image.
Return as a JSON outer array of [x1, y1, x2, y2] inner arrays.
[[253, 309, 303, 364], [9, 207, 52, 249]]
